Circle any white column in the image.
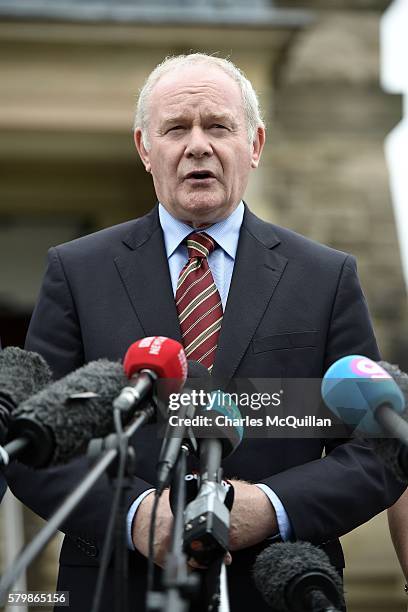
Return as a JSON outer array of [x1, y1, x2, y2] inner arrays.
[[380, 0, 408, 294], [1, 490, 28, 612]]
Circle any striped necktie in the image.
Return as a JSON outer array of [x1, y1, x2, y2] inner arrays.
[[175, 232, 223, 372]]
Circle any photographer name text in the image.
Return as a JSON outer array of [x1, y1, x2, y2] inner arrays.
[[168, 414, 332, 429]]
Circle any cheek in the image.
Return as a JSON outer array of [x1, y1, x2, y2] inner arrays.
[[236, 153, 253, 179], [224, 156, 250, 188], [155, 153, 179, 179], [151, 157, 171, 183], [222, 147, 251, 175]]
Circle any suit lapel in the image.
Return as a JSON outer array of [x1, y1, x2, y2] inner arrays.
[[113, 205, 287, 381], [114, 206, 182, 343], [212, 207, 288, 384]]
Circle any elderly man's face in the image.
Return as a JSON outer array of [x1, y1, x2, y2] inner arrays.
[[134, 65, 265, 225]]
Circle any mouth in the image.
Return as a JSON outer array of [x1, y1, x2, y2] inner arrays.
[[184, 170, 216, 181]]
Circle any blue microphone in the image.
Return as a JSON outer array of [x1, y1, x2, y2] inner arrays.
[[321, 355, 405, 436]]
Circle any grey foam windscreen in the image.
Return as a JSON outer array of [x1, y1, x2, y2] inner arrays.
[[368, 361, 408, 483], [378, 361, 408, 399], [0, 347, 52, 407], [253, 541, 344, 612], [14, 359, 127, 465]]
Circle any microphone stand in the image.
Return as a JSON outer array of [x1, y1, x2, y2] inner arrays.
[[146, 443, 199, 612], [146, 433, 231, 612], [305, 590, 340, 612], [88, 406, 137, 612], [183, 439, 231, 612], [113, 409, 131, 612], [219, 564, 230, 612], [188, 516, 230, 612], [375, 402, 408, 443], [0, 404, 155, 606]]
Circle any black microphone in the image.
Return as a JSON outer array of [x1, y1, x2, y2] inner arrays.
[[368, 361, 408, 483], [195, 390, 244, 482], [184, 392, 244, 565], [0, 347, 52, 446], [156, 360, 210, 494], [169, 472, 235, 515], [253, 541, 345, 612], [5, 359, 128, 467]]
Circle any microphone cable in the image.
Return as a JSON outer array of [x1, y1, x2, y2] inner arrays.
[[90, 405, 129, 612], [146, 490, 162, 603]]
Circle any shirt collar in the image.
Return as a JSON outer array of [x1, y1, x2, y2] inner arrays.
[[158, 201, 244, 260]]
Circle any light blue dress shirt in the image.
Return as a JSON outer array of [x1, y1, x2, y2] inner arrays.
[[126, 202, 293, 548]]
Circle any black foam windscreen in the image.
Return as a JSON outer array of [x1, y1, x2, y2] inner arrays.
[[0, 347, 52, 408], [369, 436, 406, 481], [12, 359, 127, 466], [368, 361, 408, 483], [253, 541, 344, 612], [379, 361, 408, 398], [0, 347, 52, 444]]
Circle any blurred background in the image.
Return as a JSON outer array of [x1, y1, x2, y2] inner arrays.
[[0, 0, 407, 610]]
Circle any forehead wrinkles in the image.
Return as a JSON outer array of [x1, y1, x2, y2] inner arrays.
[[150, 76, 243, 119]]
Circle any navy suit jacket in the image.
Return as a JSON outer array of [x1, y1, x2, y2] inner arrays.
[[5, 205, 404, 611]]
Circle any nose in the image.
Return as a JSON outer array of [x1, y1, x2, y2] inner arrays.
[[184, 126, 213, 158]]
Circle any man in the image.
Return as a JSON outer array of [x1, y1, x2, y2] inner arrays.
[[388, 490, 408, 588], [5, 54, 405, 611]]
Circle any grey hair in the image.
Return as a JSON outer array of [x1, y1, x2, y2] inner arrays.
[[134, 53, 265, 149]]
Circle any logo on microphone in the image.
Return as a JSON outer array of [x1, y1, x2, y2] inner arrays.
[[350, 357, 391, 379], [138, 336, 155, 348], [137, 336, 167, 355], [177, 349, 188, 379]]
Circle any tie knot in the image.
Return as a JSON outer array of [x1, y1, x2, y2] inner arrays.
[[186, 232, 216, 259]]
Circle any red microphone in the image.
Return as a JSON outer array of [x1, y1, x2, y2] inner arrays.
[[113, 336, 187, 413]]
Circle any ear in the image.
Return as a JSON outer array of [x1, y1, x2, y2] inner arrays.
[[134, 128, 151, 173], [250, 126, 266, 169]]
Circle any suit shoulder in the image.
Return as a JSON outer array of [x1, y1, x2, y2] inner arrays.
[[270, 224, 352, 266], [53, 219, 136, 253], [50, 211, 157, 262], [244, 207, 351, 267]]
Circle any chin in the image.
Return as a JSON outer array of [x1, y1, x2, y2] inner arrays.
[[178, 195, 231, 224]]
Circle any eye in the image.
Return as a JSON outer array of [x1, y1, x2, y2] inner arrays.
[[211, 124, 228, 130], [167, 126, 184, 133]]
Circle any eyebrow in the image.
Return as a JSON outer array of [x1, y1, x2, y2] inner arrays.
[[160, 112, 238, 129]]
